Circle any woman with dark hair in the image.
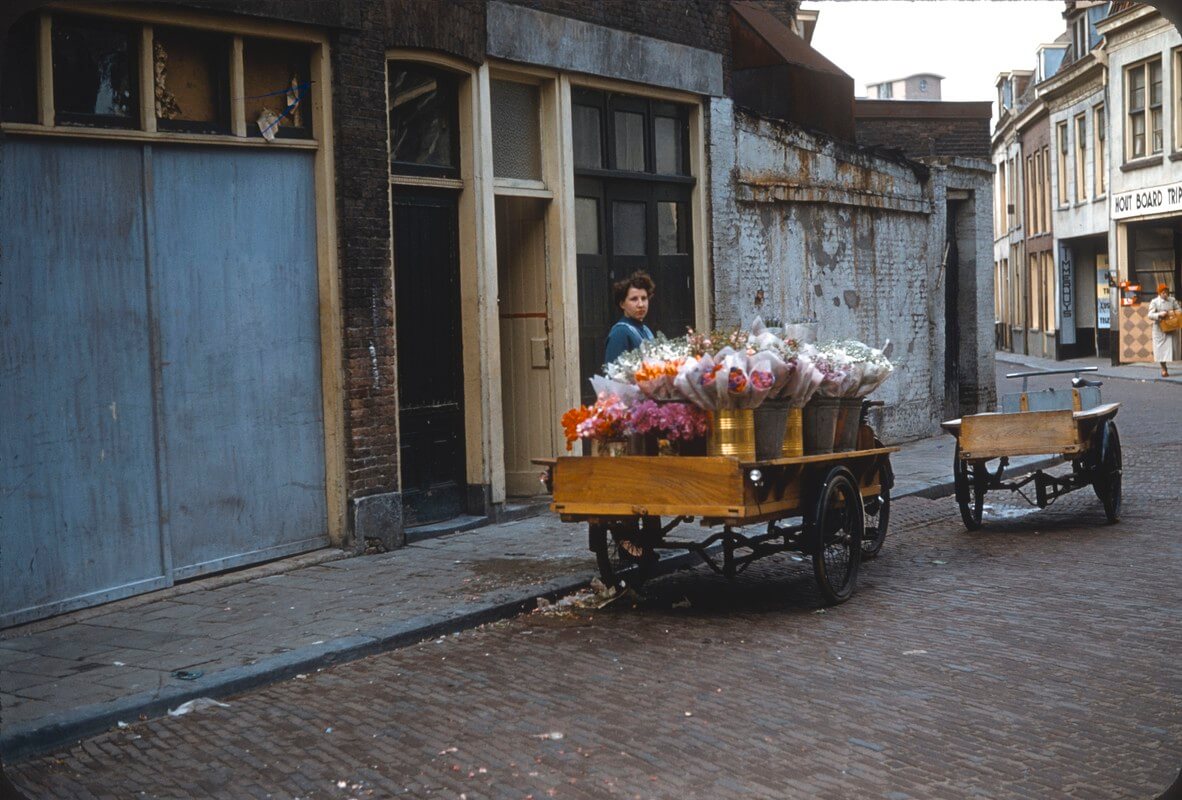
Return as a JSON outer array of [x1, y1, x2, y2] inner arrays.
[[604, 270, 656, 365]]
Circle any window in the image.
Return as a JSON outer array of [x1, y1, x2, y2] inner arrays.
[[1035, 150, 1044, 232], [1127, 57, 1163, 159], [1007, 157, 1016, 227], [919, 78, 928, 93], [243, 37, 311, 140], [1056, 122, 1068, 206], [153, 27, 231, 134], [490, 79, 542, 180], [877, 83, 892, 99], [1074, 114, 1087, 202], [572, 90, 690, 176], [1024, 154, 1034, 231], [53, 14, 140, 128], [1094, 104, 1106, 195], [388, 62, 460, 176], [2, 13, 38, 123], [1131, 225, 1176, 301], [1042, 146, 1051, 231], [1029, 254, 1042, 330], [1043, 251, 1056, 333]]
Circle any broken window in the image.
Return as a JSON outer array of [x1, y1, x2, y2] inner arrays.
[[243, 37, 312, 140], [52, 14, 139, 127], [388, 62, 459, 176], [153, 26, 230, 134], [2, 14, 38, 123]]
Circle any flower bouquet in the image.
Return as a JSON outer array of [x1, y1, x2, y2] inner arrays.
[[561, 392, 631, 452]]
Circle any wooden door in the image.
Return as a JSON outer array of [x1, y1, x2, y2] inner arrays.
[[393, 189, 467, 525], [496, 196, 556, 496]]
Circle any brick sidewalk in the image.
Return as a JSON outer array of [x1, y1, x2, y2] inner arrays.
[[0, 434, 1055, 760]]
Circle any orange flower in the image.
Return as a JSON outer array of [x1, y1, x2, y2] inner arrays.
[[561, 406, 592, 451]]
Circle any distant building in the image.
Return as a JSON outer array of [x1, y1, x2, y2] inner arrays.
[[866, 73, 944, 101]]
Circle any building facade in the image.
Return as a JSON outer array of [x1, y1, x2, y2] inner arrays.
[[993, 1, 1182, 364], [0, 0, 995, 625]]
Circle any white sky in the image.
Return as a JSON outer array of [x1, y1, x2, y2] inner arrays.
[[803, 0, 1067, 114]]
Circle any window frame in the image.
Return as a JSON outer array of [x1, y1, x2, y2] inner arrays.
[[387, 60, 462, 179], [1, 8, 322, 149], [1074, 113, 1087, 202], [1125, 56, 1163, 161], [1056, 121, 1069, 207], [1093, 103, 1106, 197]]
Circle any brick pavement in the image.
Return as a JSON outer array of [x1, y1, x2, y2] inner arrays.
[[1, 362, 1176, 767], [9, 444, 1181, 799]]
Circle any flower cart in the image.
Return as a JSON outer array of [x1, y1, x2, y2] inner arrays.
[[941, 367, 1122, 530], [545, 321, 898, 606]]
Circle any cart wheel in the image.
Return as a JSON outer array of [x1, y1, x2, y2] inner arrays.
[[1090, 420, 1122, 524], [862, 458, 892, 559], [589, 519, 658, 592], [810, 467, 864, 605], [953, 446, 986, 530]]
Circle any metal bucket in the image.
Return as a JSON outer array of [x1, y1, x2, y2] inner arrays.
[[753, 400, 790, 461], [803, 397, 841, 455], [707, 409, 756, 460], [782, 406, 804, 457], [833, 398, 864, 452]]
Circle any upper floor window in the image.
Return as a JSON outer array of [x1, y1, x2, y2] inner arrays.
[[53, 14, 140, 128], [1074, 114, 1087, 202], [388, 62, 460, 177], [1127, 57, 1163, 160], [572, 88, 690, 177], [1094, 104, 1106, 196], [3, 12, 316, 142], [1057, 121, 1069, 206], [877, 83, 892, 99]]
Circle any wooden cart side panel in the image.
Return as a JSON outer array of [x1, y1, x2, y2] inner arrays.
[[552, 456, 745, 517], [960, 410, 1081, 460]]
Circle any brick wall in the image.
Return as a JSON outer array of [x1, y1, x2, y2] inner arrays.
[[329, 2, 402, 543], [711, 102, 996, 442], [854, 100, 992, 160]]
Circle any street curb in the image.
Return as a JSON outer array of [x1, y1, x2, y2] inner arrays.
[[0, 458, 1060, 762]]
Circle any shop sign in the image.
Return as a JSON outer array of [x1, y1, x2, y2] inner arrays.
[[1111, 182, 1182, 220], [1059, 244, 1075, 345], [1097, 296, 1111, 328]]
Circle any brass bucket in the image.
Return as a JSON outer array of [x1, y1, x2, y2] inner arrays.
[[708, 409, 756, 460], [782, 406, 804, 457]]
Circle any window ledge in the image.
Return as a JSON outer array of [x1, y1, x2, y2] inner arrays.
[[1093, 194, 1107, 203], [1120, 155, 1163, 172], [1, 122, 319, 150], [1073, 200, 1090, 208], [1169, 151, 1182, 162]]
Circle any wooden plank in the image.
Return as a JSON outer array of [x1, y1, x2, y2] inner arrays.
[[552, 456, 744, 517], [960, 410, 1081, 460], [740, 446, 898, 468]]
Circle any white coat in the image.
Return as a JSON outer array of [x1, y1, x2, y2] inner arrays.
[[1147, 294, 1181, 362]]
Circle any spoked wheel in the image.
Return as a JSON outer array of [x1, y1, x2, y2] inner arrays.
[[1090, 420, 1122, 524], [953, 445, 986, 530], [809, 467, 864, 605], [861, 457, 893, 559], [589, 518, 659, 591]]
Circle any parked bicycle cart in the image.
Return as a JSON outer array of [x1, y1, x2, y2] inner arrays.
[[540, 402, 896, 606], [941, 366, 1122, 530]]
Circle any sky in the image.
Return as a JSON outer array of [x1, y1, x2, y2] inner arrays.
[[802, 0, 1067, 115]]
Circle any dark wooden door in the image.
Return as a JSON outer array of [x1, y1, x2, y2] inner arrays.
[[393, 189, 466, 525]]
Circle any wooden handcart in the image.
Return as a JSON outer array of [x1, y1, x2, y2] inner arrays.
[[543, 416, 897, 606], [941, 366, 1122, 530]]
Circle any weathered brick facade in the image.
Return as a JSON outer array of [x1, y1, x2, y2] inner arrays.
[[855, 100, 992, 160]]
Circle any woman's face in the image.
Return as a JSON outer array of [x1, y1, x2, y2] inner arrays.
[[1161, 288, 1170, 300], [620, 287, 649, 322]]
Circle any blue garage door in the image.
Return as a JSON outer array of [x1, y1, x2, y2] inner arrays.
[[0, 139, 328, 626]]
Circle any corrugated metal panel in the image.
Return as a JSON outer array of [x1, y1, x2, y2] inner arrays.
[[148, 147, 327, 577], [1, 140, 168, 625]]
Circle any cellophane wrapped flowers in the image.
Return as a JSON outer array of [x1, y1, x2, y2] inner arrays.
[[813, 340, 894, 398], [561, 393, 630, 451], [629, 400, 711, 441]]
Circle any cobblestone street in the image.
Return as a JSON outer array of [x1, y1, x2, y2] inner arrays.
[[8, 371, 1182, 799]]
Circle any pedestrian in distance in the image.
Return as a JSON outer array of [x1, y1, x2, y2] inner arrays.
[[604, 270, 656, 365], [1146, 282, 1181, 377]]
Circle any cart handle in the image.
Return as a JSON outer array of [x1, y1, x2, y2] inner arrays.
[[1005, 366, 1097, 393]]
